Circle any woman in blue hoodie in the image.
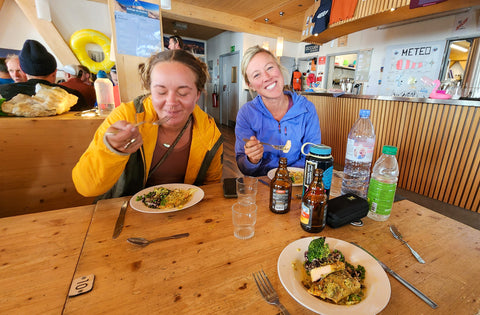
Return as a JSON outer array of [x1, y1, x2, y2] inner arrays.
[[235, 45, 322, 176]]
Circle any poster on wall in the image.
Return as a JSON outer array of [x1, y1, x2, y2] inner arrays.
[[380, 41, 445, 97], [114, 0, 162, 57]]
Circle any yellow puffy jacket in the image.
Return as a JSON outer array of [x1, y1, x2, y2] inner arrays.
[[72, 95, 223, 198]]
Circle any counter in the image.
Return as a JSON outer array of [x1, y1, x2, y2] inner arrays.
[[304, 93, 480, 213], [0, 112, 103, 217]]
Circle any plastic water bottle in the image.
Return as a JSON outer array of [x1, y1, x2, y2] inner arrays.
[[94, 70, 114, 117], [341, 109, 375, 198], [367, 145, 399, 221]]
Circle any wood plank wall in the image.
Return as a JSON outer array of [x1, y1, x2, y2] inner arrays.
[[307, 95, 480, 213], [0, 114, 103, 217]]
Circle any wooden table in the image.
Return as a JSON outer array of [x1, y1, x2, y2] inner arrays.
[[62, 182, 480, 314], [0, 205, 95, 314]]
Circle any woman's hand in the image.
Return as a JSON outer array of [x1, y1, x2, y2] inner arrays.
[[244, 136, 263, 164], [105, 121, 143, 154]]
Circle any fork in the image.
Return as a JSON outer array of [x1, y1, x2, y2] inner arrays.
[[242, 138, 289, 151], [106, 116, 171, 135], [253, 270, 290, 315]]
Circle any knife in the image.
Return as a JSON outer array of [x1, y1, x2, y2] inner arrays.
[[350, 242, 438, 309], [112, 201, 128, 239]]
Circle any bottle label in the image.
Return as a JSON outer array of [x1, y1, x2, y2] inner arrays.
[[272, 189, 290, 211], [367, 178, 397, 215], [345, 138, 374, 163], [300, 203, 312, 224]]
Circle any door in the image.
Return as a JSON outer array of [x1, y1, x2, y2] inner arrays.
[[219, 52, 239, 127]]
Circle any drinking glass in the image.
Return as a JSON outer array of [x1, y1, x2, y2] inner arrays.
[[232, 202, 257, 240], [236, 176, 258, 204]]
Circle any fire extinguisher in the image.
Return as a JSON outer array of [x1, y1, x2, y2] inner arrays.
[[212, 84, 219, 108]]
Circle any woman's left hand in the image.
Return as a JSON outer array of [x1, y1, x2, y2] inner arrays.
[[105, 120, 143, 153]]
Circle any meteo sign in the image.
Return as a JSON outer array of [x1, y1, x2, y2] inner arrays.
[[305, 44, 320, 54]]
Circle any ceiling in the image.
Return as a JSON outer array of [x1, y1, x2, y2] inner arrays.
[[159, 0, 311, 42]]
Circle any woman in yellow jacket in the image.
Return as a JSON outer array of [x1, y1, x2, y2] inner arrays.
[[72, 50, 223, 199]]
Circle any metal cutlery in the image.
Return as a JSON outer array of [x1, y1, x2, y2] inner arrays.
[[390, 225, 425, 264], [127, 233, 190, 247], [112, 201, 128, 239], [253, 269, 290, 315], [350, 242, 438, 309], [242, 138, 291, 153], [106, 116, 171, 135]]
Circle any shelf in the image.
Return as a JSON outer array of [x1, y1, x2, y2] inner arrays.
[[335, 65, 355, 71]]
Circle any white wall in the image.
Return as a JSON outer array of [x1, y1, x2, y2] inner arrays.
[[296, 10, 480, 94]]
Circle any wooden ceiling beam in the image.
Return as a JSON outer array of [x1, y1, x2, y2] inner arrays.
[[14, 0, 79, 65], [163, 2, 302, 42]]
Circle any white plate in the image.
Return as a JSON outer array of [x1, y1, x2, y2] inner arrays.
[[267, 167, 304, 186], [277, 237, 390, 314], [130, 183, 204, 214]]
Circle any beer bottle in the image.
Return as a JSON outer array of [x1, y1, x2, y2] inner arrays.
[[269, 157, 292, 214], [300, 168, 327, 232]]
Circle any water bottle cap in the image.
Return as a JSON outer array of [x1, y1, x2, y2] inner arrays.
[[97, 70, 108, 78], [382, 145, 397, 155], [310, 144, 331, 155], [359, 109, 370, 118]]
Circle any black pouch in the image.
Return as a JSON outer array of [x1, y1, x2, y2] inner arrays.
[[327, 193, 369, 228]]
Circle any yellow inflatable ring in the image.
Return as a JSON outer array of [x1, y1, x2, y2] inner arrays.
[[70, 29, 115, 74]]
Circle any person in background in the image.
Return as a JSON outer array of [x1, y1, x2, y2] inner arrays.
[[168, 35, 184, 50], [235, 45, 322, 176], [60, 64, 96, 107], [72, 49, 223, 199], [109, 65, 121, 107], [5, 54, 27, 83], [77, 65, 93, 86], [0, 58, 14, 85], [0, 40, 89, 111]]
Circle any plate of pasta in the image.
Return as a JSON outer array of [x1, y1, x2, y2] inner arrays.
[[267, 167, 304, 186], [130, 184, 204, 213]]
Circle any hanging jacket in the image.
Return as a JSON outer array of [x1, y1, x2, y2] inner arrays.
[[72, 95, 223, 199], [235, 90, 321, 176], [291, 70, 302, 91]]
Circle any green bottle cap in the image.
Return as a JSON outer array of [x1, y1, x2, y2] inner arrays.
[[382, 145, 397, 155]]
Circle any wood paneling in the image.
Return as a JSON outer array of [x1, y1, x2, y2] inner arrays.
[[0, 113, 103, 217], [307, 94, 480, 212]]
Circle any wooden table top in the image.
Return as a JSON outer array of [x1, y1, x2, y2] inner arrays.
[[61, 182, 480, 314], [0, 205, 95, 314]]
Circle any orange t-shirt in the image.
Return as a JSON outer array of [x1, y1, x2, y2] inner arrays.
[[329, 0, 358, 24]]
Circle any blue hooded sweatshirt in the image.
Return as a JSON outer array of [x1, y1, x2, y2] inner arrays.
[[235, 90, 322, 176]]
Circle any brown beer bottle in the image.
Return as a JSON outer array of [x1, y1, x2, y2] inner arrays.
[[269, 157, 292, 214], [300, 168, 327, 232]]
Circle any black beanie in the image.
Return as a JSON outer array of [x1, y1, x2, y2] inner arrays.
[[19, 39, 57, 76]]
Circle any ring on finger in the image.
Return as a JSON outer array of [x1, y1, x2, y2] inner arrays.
[[124, 138, 137, 149]]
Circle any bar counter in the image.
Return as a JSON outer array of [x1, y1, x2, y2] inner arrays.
[[304, 92, 480, 213], [0, 112, 103, 217]]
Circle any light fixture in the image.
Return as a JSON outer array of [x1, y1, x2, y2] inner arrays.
[[262, 41, 270, 50], [35, 0, 51, 21], [264, 18, 270, 23], [161, 0, 171, 10], [276, 37, 284, 57], [279, 11, 284, 16], [451, 43, 468, 52]]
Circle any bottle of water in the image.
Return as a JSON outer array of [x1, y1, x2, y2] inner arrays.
[[94, 70, 114, 117], [341, 109, 375, 198], [367, 145, 399, 221]]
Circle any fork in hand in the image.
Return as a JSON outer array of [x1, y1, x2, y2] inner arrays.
[[106, 116, 171, 135], [253, 270, 290, 315], [242, 138, 291, 152]]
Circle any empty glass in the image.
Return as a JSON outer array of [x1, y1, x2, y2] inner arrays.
[[236, 176, 258, 204], [232, 202, 257, 240]]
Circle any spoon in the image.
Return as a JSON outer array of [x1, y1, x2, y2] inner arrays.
[[242, 138, 292, 153], [389, 225, 425, 264], [127, 232, 190, 247]]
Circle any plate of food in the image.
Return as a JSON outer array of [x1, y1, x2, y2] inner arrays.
[[277, 237, 390, 314], [130, 183, 204, 214], [267, 167, 304, 186]]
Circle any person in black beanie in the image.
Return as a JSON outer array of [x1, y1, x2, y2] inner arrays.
[[0, 39, 89, 111]]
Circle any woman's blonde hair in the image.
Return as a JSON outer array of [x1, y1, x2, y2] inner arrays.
[[241, 45, 288, 86], [139, 50, 209, 92]]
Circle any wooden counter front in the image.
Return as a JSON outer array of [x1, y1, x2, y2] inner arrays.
[[0, 112, 103, 217], [305, 94, 480, 213]]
